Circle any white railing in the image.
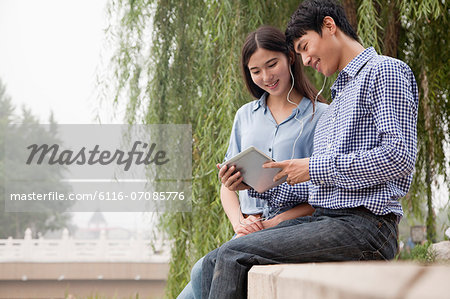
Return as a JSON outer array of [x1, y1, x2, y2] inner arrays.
[[0, 228, 170, 262]]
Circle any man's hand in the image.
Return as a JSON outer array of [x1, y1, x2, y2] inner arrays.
[[263, 158, 310, 185], [218, 164, 250, 191]]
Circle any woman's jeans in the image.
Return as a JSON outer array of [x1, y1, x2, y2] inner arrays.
[[201, 207, 399, 299], [177, 256, 203, 299]]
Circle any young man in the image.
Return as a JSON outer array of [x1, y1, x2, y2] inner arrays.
[[201, 1, 418, 298]]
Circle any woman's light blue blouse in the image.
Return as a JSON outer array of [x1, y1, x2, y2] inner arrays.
[[224, 92, 328, 217]]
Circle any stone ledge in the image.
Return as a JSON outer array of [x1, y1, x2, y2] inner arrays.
[[0, 262, 169, 299], [0, 262, 169, 280], [248, 262, 449, 299]]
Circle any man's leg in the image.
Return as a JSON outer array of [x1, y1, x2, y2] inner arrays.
[[201, 247, 219, 299], [202, 208, 398, 299]]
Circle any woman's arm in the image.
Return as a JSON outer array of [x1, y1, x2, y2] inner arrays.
[[220, 185, 243, 231], [261, 203, 314, 229], [220, 184, 263, 236]]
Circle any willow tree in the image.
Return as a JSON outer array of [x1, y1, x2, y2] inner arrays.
[[103, 0, 448, 297], [0, 80, 73, 238]]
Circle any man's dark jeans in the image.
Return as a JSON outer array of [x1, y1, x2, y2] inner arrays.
[[201, 207, 399, 299]]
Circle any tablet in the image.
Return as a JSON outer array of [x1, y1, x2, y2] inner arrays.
[[219, 146, 286, 193]]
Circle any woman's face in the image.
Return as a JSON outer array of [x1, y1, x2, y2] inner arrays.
[[247, 48, 292, 97]]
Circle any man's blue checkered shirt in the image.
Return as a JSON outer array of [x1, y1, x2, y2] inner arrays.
[[249, 47, 418, 217]]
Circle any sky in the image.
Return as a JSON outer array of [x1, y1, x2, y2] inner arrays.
[[0, 0, 148, 232], [0, 0, 121, 124]]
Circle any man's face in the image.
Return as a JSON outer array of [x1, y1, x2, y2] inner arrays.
[[293, 29, 340, 77]]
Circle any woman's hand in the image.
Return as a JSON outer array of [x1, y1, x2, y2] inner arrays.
[[233, 214, 264, 238], [263, 158, 310, 185], [261, 215, 283, 229], [218, 164, 250, 191]]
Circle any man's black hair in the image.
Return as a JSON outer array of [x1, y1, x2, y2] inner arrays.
[[285, 0, 358, 50]]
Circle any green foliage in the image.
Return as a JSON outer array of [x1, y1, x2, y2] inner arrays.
[[398, 0, 449, 242], [397, 241, 436, 263], [0, 80, 73, 238], [103, 0, 449, 297], [357, 0, 382, 52]]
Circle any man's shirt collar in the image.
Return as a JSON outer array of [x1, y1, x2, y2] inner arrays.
[[331, 47, 376, 98], [341, 47, 376, 78]]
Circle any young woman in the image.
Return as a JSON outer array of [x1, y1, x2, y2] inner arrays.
[[177, 25, 328, 299]]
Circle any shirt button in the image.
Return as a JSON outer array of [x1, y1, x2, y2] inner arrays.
[[327, 144, 332, 148], [269, 148, 271, 152]]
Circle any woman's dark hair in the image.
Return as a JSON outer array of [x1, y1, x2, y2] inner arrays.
[[286, 0, 358, 51], [241, 26, 325, 110]]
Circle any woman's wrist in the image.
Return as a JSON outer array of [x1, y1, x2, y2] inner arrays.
[[232, 214, 244, 232], [271, 214, 284, 226]]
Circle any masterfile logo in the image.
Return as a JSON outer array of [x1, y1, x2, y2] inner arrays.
[[3, 124, 192, 213], [26, 141, 170, 171]]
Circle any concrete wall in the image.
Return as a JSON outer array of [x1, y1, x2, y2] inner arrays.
[[0, 262, 169, 299], [248, 262, 450, 299]]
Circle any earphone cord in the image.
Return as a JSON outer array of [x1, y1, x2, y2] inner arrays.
[[287, 68, 327, 161]]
